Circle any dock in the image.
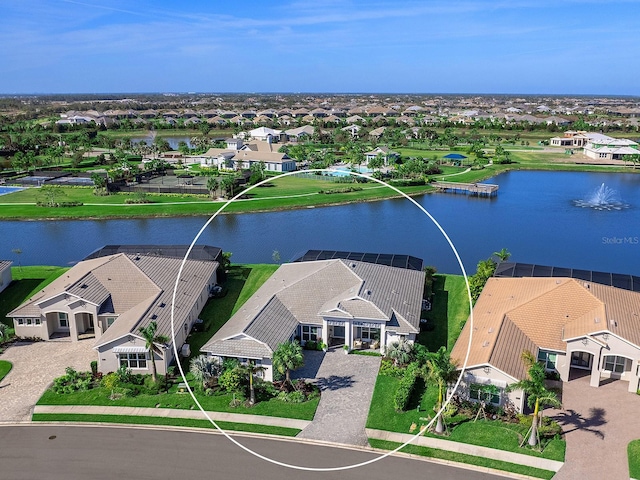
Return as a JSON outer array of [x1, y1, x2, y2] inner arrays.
[[431, 181, 499, 197]]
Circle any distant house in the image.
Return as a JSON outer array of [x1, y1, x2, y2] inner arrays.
[[341, 124, 361, 138], [364, 146, 399, 165], [8, 245, 221, 375], [249, 126, 282, 142], [201, 257, 425, 381], [450, 274, 640, 412], [550, 131, 639, 160], [0, 261, 12, 295], [284, 125, 315, 142]]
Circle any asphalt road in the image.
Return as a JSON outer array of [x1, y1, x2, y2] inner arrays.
[[0, 425, 509, 480]]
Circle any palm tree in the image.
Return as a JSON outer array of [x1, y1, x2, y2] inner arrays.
[[506, 350, 561, 447], [138, 321, 169, 383], [238, 361, 266, 405], [272, 341, 304, 386], [190, 355, 222, 389], [206, 176, 219, 199], [0, 323, 7, 341], [385, 338, 414, 366], [493, 248, 511, 262], [422, 347, 458, 434]]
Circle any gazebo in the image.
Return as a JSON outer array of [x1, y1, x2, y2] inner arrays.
[[443, 153, 468, 166]]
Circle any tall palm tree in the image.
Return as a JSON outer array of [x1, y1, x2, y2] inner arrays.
[[422, 347, 458, 434], [138, 321, 169, 383], [272, 341, 304, 385], [238, 361, 266, 405], [507, 350, 561, 447]]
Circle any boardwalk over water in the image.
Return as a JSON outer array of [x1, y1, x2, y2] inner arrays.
[[431, 181, 499, 197]]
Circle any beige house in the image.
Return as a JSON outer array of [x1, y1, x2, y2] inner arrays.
[[550, 131, 639, 160], [451, 276, 640, 412], [202, 258, 425, 381], [8, 246, 220, 375], [0, 261, 12, 294]]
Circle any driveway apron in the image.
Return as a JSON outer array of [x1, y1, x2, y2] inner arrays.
[[295, 349, 381, 446]]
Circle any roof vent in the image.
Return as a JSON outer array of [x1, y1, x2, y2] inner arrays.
[[350, 263, 356, 268], [482, 341, 489, 347], [159, 303, 166, 308], [584, 283, 590, 289], [488, 328, 494, 333], [594, 317, 600, 323], [365, 289, 371, 295], [151, 314, 157, 320], [80, 284, 88, 289], [610, 319, 618, 327]]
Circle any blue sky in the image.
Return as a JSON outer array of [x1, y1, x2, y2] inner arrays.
[[1, 0, 639, 95]]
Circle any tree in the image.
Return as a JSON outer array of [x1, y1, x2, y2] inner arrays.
[[11, 248, 22, 271], [190, 355, 222, 390], [220, 175, 236, 198], [206, 176, 219, 199], [138, 321, 169, 383], [385, 338, 414, 366], [272, 341, 304, 385], [91, 172, 107, 196], [492, 248, 511, 262], [38, 185, 65, 207], [0, 323, 7, 341], [506, 350, 561, 447], [238, 360, 266, 405], [250, 161, 266, 181], [422, 347, 458, 434]]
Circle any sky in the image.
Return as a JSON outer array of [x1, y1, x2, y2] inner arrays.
[[1, 0, 639, 95]]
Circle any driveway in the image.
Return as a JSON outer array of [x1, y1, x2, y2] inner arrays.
[[0, 339, 95, 422], [295, 349, 381, 446], [549, 374, 640, 480]]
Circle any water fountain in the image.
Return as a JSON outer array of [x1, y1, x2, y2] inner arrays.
[[573, 183, 629, 210]]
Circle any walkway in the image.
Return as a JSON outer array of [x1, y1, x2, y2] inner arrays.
[[549, 375, 640, 480], [32, 405, 310, 430], [295, 349, 381, 446], [0, 339, 95, 422]]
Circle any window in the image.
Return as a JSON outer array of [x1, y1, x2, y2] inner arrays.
[[469, 383, 501, 405], [35, 318, 41, 325], [537, 350, 558, 371], [26, 318, 32, 326], [301, 325, 319, 342], [603, 355, 627, 374], [17, 318, 24, 325], [106, 317, 116, 328], [355, 326, 380, 342], [59, 312, 68, 328], [119, 353, 147, 369]]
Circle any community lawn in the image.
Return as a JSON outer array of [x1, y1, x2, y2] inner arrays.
[[629, 439, 640, 479], [0, 360, 12, 381]]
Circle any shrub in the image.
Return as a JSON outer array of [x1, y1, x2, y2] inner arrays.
[[393, 362, 420, 411], [90, 360, 98, 378], [218, 366, 245, 393], [379, 359, 404, 378], [52, 367, 93, 394], [277, 390, 305, 403]]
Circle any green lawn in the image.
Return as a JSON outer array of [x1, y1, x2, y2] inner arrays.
[[629, 439, 640, 479], [0, 266, 69, 329], [0, 360, 12, 381], [418, 274, 470, 352], [368, 439, 555, 480], [31, 413, 300, 437]]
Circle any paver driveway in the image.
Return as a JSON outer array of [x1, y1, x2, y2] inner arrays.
[[295, 349, 381, 446], [549, 374, 640, 480], [0, 339, 95, 422]]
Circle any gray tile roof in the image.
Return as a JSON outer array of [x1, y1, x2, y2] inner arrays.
[[202, 259, 424, 357], [66, 272, 111, 306], [203, 337, 271, 359], [0, 260, 12, 273]]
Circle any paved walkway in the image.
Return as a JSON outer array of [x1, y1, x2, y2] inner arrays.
[[295, 349, 381, 446], [549, 375, 640, 480], [366, 428, 564, 473], [32, 405, 310, 430], [0, 339, 95, 422]]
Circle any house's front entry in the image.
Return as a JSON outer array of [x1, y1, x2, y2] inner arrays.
[[328, 325, 345, 347], [569, 350, 593, 380]]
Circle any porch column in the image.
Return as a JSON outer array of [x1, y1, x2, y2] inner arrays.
[[70, 313, 79, 342], [379, 323, 386, 354], [344, 321, 352, 349], [590, 347, 602, 388], [321, 320, 329, 349], [629, 363, 640, 393]]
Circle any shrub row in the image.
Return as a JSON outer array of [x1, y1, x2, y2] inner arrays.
[[393, 362, 420, 411], [318, 186, 364, 194], [36, 201, 84, 207]]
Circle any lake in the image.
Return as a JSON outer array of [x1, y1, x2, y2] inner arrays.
[[1, 170, 639, 276]]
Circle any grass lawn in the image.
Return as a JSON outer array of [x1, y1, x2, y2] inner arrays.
[[0, 360, 12, 381], [368, 439, 555, 480], [629, 440, 640, 479], [31, 413, 300, 436], [418, 274, 470, 353], [366, 375, 564, 462], [0, 266, 69, 329]]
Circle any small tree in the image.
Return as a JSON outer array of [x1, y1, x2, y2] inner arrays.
[[506, 350, 561, 447], [91, 172, 108, 196], [493, 248, 511, 262], [102, 372, 120, 400], [206, 176, 219, 199], [238, 361, 266, 405], [272, 341, 304, 386], [138, 321, 169, 383], [190, 355, 222, 390], [0, 323, 7, 341], [422, 347, 458, 434], [385, 338, 414, 366]]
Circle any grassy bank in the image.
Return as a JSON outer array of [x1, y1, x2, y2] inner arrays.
[[32, 413, 300, 436], [369, 439, 556, 480], [0, 360, 12, 381]]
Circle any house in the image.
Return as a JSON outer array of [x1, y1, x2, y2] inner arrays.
[[8, 245, 221, 375], [201, 255, 425, 381], [582, 133, 639, 161], [450, 269, 640, 412], [0, 261, 12, 294], [248, 126, 282, 142], [364, 146, 400, 165], [284, 125, 315, 142]]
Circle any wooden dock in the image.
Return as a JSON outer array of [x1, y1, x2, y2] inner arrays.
[[431, 181, 499, 197]]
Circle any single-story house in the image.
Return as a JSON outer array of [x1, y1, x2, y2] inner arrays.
[[0, 261, 12, 294], [450, 274, 640, 412], [364, 146, 400, 165], [201, 257, 425, 381], [284, 125, 315, 142], [249, 126, 282, 142], [7, 245, 221, 375]]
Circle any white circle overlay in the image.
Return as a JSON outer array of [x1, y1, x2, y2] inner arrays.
[[170, 169, 476, 471]]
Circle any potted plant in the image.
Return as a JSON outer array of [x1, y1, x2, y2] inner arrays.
[[343, 344, 350, 354]]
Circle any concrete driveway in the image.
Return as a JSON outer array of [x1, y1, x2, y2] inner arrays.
[[295, 349, 381, 446], [549, 374, 640, 480], [0, 339, 95, 422]]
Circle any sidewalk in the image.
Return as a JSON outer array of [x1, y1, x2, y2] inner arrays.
[[32, 405, 311, 430], [366, 428, 564, 473]]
